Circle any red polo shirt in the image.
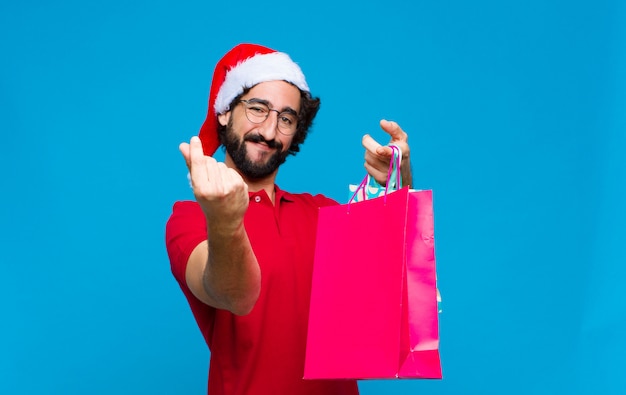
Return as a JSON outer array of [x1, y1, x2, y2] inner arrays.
[[165, 186, 359, 395]]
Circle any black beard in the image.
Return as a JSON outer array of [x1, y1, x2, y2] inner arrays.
[[222, 120, 289, 180]]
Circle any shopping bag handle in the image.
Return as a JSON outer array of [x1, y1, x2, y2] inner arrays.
[[349, 145, 402, 205]]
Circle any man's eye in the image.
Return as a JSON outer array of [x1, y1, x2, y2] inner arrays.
[[249, 106, 268, 114], [279, 114, 295, 125]]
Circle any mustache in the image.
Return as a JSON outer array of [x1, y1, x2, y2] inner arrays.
[[244, 133, 283, 150]]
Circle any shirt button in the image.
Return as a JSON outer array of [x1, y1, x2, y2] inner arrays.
[[254, 196, 261, 203]]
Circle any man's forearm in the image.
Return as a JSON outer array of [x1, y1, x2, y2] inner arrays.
[[204, 223, 261, 315]]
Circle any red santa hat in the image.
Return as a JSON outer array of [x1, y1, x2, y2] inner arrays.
[[198, 43, 310, 156]]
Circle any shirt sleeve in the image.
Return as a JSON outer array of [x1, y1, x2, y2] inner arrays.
[[165, 201, 208, 285], [313, 193, 339, 207], [165, 201, 216, 345]]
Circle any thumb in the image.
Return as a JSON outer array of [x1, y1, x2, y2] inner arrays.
[[179, 142, 191, 170], [362, 134, 392, 157]]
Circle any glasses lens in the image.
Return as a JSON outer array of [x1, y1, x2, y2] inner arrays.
[[243, 101, 270, 123], [277, 112, 297, 135]]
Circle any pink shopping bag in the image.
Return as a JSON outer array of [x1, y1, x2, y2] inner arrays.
[[304, 185, 442, 379]]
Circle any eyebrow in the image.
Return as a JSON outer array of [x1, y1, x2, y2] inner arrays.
[[246, 97, 298, 116]]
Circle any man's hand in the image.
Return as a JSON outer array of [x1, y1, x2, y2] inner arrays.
[[179, 136, 260, 315], [361, 120, 413, 188], [180, 136, 249, 233]]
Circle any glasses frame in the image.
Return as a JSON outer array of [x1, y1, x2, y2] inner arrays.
[[238, 99, 299, 136]]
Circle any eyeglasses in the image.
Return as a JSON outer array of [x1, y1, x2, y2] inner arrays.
[[238, 99, 298, 135]]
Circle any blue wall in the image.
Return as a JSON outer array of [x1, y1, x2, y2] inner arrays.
[[1, 1, 624, 394]]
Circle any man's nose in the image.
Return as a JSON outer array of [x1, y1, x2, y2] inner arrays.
[[258, 110, 280, 139]]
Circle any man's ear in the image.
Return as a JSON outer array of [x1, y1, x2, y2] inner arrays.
[[218, 112, 230, 126]]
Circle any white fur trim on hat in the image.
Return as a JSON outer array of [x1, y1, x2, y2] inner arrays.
[[214, 52, 309, 114]]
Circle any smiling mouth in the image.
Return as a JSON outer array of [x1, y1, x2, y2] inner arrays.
[[247, 140, 274, 151], [244, 134, 281, 150]]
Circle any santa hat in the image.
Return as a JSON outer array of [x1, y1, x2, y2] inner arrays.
[[198, 43, 310, 156]]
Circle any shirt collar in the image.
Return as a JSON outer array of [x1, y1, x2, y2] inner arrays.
[[248, 185, 295, 203], [274, 184, 294, 202]]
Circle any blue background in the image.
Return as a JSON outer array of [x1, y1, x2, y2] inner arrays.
[[2, 0, 625, 394]]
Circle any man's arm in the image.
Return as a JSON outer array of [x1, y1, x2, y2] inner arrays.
[[362, 120, 413, 188], [180, 136, 261, 316]]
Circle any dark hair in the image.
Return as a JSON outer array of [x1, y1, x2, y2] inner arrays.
[[217, 84, 321, 157]]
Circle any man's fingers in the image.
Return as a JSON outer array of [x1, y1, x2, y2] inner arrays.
[[204, 160, 224, 194], [380, 119, 410, 161], [362, 134, 392, 157], [380, 119, 406, 142], [179, 142, 191, 170], [362, 121, 407, 155], [188, 136, 209, 187], [363, 161, 389, 185]]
